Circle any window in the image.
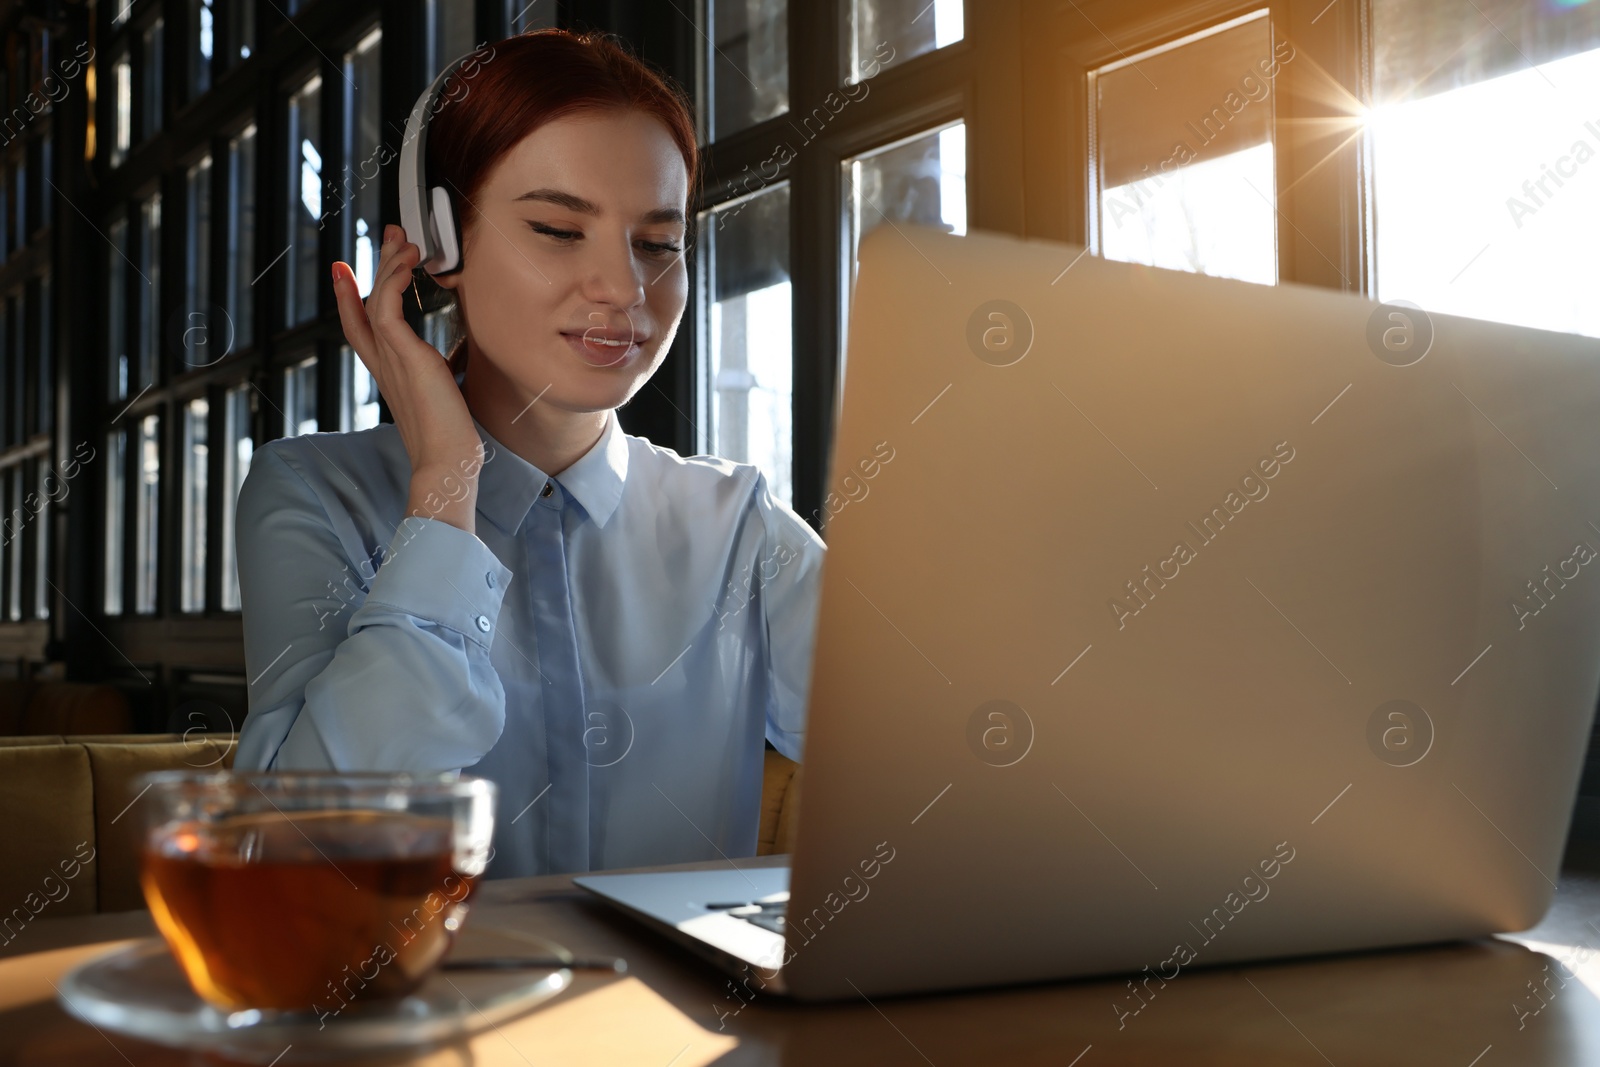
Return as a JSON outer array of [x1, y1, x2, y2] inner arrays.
[[111, 51, 132, 166], [134, 413, 161, 614], [845, 120, 967, 296], [142, 20, 164, 142], [36, 272, 51, 435], [227, 123, 257, 348], [705, 0, 787, 140], [0, 298, 13, 447], [33, 456, 48, 619], [220, 383, 252, 611], [13, 155, 25, 250], [343, 29, 382, 297], [286, 75, 323, 327], [341, 345, 379, 432], [108, 214, 130, 400], [845, 0, 964, 82], [1369, 1, 1600, 338], [104, 428, 126, 615], [507, 0, 554, 34], [422, 307, 457, 358], [192, 0, 216, 98], [180, 397, 208, 612], [1089, 11, 1279, 286], [226, 0, 255, 63], [5, 471, 19, 621], [426, 0, 477, 79], [183, 155, 214, 370], [137, 193, 161, 389], [39, 134, 50, 229], [284, 354, 317, 436], [698, 183, 793, 505]]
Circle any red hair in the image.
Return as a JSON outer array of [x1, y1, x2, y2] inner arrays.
[[425, 29, 700, 377]]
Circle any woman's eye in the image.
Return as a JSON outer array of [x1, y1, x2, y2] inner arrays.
[[528, 222, 580, 242], [640, 241, 683, 257]]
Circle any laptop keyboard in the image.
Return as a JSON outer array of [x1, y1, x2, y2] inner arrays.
[[706, 892, 789, 935]]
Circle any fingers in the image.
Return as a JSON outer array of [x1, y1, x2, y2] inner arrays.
[[331, 261, 377, 356]]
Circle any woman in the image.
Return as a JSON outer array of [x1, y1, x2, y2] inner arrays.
[[234, 29, 825, 880]]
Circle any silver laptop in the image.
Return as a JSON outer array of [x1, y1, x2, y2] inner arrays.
[[576, 223, 1600, 1002]]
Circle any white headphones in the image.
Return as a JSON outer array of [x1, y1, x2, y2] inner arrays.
[[397, 50, 484, 276]]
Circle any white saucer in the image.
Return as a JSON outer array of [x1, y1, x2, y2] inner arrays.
[[55, 925, 573, 1063]]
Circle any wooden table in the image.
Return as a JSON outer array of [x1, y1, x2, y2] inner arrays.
[[4, 854, 1600, 1066]]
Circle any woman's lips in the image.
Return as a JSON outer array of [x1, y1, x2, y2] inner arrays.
[[563, 332, 644, 367]]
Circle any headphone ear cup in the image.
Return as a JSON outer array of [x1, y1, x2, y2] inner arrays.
[[429, 185, 463, 275]]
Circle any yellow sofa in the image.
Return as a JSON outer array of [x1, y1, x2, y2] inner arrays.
[[0, 735, 800, 926]]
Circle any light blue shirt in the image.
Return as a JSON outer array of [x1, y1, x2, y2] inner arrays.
[[233, 405, 826, 879]]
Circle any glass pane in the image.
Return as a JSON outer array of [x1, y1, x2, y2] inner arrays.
[[227, 0, 255, 62], [428, 0, 476, 78], [0, 170, 9, 258], [344, 28, 382, 298], [422, 307, 458, 358], [287, 75, 323, 327], [846, 0, 963, 83], [181, 397, 208, 612], [193, 0, 215, 98], [284, 355, 317, 436], [706, 0, 787, 140], [507, 0, 554, 33], [34, 456, 48, 619], [1370, 8, 1600, 339], [104, 428, 126, 615], [6, 471, 19, 621], [1092, 11, 1279, 286], [697, 183, 792, 505], [341, 344, 379, 432], [183, 156, 214, 370], [135, 413, 161, 614], [138, 193, 161, 388], [112, 53, 131, 167], [220, 383, 252, 611], [108, 215, 129, 400], [844, 122, 967, 352], [37, 272, 50, 435], [142, 20, 164, 141], [15, 155, 25, 247], [227, 123, 257, 347], [0, 299, 12, 447], [40, 134, 50, 229]]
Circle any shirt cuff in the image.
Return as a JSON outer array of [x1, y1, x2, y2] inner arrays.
[[362, 516, 513, 650]]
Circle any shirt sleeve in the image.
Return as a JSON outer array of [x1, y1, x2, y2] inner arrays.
[[751, 472, 827, 762], [233, 445, 515, 773]]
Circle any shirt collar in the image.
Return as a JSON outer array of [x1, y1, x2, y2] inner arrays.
[[471, 409, 630, 534]]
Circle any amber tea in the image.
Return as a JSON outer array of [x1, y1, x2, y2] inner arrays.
[[142, 808, 479, 1015]]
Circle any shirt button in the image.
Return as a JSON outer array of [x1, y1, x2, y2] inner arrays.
[[486, 572, 496, 589], [541, 481, 553, 498], [475, 614, 492, 633]]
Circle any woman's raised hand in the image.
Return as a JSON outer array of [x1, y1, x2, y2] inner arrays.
[[332, 224, 482, 533]]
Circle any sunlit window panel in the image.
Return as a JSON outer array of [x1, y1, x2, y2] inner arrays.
[[181, 397, 208, 613], [697, 183, 793, 505], [34, 456, 49, 619], [846, 0, 963, 83], [284, 355, 317, 437], [1091, 11, 1280, 286], [344, 29, 383, 298], [104, 429, 126, 615], [135, 414, 161, 615], [287, 76, 323, 327], [227, 124, 257, 348], [1370, 0, 1600, 340], [705, 0, 788, 141], [192, 0, 215, 98], [6, 472, 20, 621], [142, 20, 164, 141], [427, 0, 476, 79], [341, 344, 380, 432], [422, 307, 458, 360], [112, 53, 132, 167], [843, 122, 967, 380], [108, 215, 129, 400], [220, 383, 252, 611], [137, 193, 162, 389], [183, 155, 214, 371]]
